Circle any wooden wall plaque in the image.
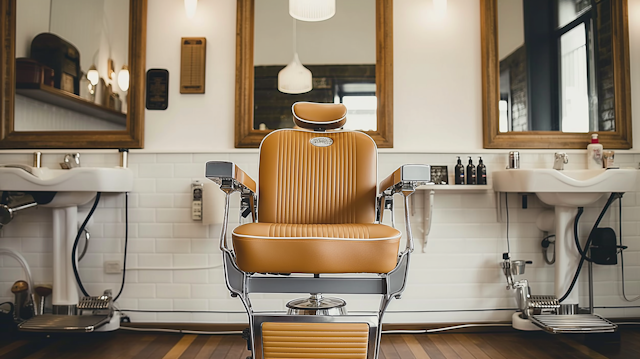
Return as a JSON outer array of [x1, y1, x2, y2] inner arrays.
[[180, 37, 206, 94]]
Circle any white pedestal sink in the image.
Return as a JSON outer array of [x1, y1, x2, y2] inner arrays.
[[0, 166, 133, 314], [494, 168, 638, 307]]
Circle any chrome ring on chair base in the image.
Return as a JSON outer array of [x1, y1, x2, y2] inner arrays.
[[286, 294, 347, 315]]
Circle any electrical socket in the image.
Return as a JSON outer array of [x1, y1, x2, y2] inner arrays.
[[104, 260, 122, 274]]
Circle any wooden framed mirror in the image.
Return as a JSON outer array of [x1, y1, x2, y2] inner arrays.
[[481, 0, 632, 149], [234, 0, 393, 148], [0, 0, 146, 149]]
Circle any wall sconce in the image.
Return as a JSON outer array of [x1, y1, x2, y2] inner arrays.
[[107, 59, 115, 79], [118, 65, 130, 92], [289, 0, 335, 22], [185, 0, 198, 19], [87, 65, 99, 86], [433, 0, 447, 17]]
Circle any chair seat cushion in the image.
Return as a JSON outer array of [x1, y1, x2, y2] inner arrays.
[[232, 223, 401, 274]]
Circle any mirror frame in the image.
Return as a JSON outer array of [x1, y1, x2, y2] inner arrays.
[[0, 0, 146, 149], [481, 0, 632, 149], [234, 0, 393, 148]]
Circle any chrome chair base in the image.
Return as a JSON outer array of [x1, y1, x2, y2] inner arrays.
[[286, 294, 347, 315]]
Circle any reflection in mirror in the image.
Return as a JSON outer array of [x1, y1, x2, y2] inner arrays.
[[235, 0, 393, 148], [497, 0, 612, 133], [482, 0, 632, 149], [253, 0, 376, 132], [14, 0, 129, 132]]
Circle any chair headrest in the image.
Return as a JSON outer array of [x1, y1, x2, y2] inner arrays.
[[292, 102, 347, 130]]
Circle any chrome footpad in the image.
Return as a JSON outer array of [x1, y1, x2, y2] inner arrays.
[[531, 314, 618, 333], [18, 314, 111, 332]]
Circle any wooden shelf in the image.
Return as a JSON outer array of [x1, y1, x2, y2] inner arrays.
[[418, 184, 493, 192], [16, 83, 126, 125]]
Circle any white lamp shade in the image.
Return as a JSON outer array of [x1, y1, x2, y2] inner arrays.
[[118, 66, 130, 92], [289, 0, 336, 22], [185, 0, 198, 19], [87, 66, 99, 86], [278, 53, 312, 94]]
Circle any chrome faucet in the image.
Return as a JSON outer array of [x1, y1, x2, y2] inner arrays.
[[553, 152, 568, 170], [60, 153, 81, 169]]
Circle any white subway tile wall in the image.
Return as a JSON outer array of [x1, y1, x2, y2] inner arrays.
[[1, 151, 640, 324]]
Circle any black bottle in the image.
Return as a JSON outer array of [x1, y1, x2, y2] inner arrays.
[[477, 157, 487, 185], [454, 157, 465, 185], [466, 157, 476, 185]]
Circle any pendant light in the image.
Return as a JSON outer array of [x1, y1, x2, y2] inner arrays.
[[278, 19, 312, 94], [289, 0, 335, 22]]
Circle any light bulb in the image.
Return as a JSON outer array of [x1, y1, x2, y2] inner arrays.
[[118, 65, 130, 92], [87, 65, 99, 86], [184, 0, 198, 19]]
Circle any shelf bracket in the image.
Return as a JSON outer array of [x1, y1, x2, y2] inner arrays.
[[422, 189, 435, 253]]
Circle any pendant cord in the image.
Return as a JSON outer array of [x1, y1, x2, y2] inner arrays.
[[292, 19, 297, 55]]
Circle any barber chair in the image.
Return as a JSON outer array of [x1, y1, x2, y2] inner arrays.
[[205, 102, 431, 359]]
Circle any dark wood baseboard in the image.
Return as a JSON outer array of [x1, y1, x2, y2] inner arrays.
[[122, 321, 518, 333], [121, 317, 640, 334]]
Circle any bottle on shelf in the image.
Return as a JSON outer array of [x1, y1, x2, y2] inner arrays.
[[455, 157, 465, 185], [466, 157, 476, 185], [477, 157, 487, 185]]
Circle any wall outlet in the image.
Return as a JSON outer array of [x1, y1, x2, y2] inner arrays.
[[104, 260, 122, 274]]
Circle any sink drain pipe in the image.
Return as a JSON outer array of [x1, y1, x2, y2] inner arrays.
[[558, 192, 622, 303]]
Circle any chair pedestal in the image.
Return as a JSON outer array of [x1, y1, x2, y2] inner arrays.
[[286, 294, 347, 315]]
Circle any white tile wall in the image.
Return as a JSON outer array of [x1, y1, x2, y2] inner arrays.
[[1, 151, 640, 324]]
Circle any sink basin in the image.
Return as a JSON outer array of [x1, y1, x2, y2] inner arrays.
[[493, 168, 638, 193], [493, 168, 638, 206], [0, 165, 134, 207], [0, 165, 133, 192]]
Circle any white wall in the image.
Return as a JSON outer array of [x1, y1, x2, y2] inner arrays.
[[15, 0, 50, 59], [497, 0, 525, 60]]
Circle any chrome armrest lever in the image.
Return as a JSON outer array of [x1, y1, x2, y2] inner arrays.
[[379, 165, 432, 254], [205, 161, 258, 253]]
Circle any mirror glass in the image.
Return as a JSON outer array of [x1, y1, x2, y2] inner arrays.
[[14, 0, 128, 131], [253, 0, 376, 131], [497, 0, 614, 133]]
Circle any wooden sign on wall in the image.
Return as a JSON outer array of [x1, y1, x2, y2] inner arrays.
[[180, 37, 206, 94]]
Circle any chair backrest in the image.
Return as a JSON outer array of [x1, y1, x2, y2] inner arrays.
[[257, 103, 378, 225]]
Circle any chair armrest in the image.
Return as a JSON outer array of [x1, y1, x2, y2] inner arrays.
[[205, 161, 256, 193], [379, 164, 432, 194]]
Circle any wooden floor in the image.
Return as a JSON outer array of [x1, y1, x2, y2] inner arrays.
[[1, 327, 640, 359]]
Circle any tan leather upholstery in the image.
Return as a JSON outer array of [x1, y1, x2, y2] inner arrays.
[[262, 322, 369, 359], [258, 130, 377, 224], [232, 223, 401, 273], [233, 103, 400, 274], [293, 102, 347, 130], [235, 165, 257, 193], [379, 167, 402, 194]]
